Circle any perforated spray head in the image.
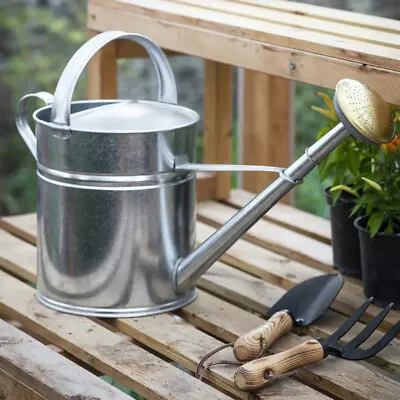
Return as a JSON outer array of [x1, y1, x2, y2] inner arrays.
[[334, 79, 394, 145]]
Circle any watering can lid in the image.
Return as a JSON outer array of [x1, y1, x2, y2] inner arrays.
[[69, 100, 199, 133]]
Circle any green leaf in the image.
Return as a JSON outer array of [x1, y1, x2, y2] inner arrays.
[[385, 220, 394, 234], [350, 200, 366, 217], [361, 177, 383, 192], [319, 160, 337, 182], [368, 211, 385, 237], [330, 184, 359, 197], [378, 204, 400, 211], [332, 163, 346, 187], [347, 146, 358, 176]]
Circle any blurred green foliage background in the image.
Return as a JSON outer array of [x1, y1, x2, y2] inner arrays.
[[0, 0, 331, 219]]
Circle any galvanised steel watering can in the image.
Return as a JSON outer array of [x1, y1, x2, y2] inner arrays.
[[16, 31, 394, 318]]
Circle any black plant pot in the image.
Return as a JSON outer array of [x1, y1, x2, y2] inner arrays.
[[324, 187, 362, 278], [354, 216, 400, 309]]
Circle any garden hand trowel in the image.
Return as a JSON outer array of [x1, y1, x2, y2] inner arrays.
[[233, 274, 344, 361]]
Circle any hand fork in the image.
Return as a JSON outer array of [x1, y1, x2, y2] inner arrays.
[[234, 297, 400, 392]]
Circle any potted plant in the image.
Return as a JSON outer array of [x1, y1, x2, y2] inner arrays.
[[311, 92, 379, 278], [333, 123, 400, 308]]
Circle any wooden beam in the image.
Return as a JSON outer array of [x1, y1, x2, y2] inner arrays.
[[87, 30, 117, 99], [203, 60, 232, 199], [88, 3, 400, 105], [242, 71, 291, 201], [88, 0, 400, 71], [196, 173, 216, 201], [116, 39, 182, 58]]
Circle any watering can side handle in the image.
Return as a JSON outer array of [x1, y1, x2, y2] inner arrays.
[[15, 92, 54, 160], [50, 31, 177, 131]]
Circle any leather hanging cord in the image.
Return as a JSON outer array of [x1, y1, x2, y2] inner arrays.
[[195, 338, 269, 381]]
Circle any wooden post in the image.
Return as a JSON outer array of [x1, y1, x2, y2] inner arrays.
[[87, 31, 117, 99], [203, 60, 233, 199], [242, 71, 292, 203]]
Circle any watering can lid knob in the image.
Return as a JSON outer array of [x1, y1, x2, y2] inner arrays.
[[69, 100, 199, 133], [334, 79, 394, 145]]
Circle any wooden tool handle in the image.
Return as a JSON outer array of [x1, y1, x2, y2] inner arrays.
[[234, 339, 324, 391], [233, 311, 293, 361]]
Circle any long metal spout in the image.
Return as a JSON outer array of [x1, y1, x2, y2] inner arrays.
[[174, 123, 348, 293]]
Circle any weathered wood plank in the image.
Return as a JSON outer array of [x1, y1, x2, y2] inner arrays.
[[0, 320, 131, 400], [171, 0, 400, 49], [236, 0, 400, 34], [1, 226, 400, 378], [111, 313, 326, 399], [225, 189, 331, 244], [89, 0, 400, 71], [196, 221, 400, 331], [0, 271, 231, 400], [116, 37, 182, 58], [203, 60, 232, 199], [0, 368, 45, 400], [0, 213, 36, 245], [88, 3, 400, 105], [1, 223, 400, 397], [198, 262, 400, 375], [0, 229, 36, 282], [242, 72, 291, 201], [197, 201, 333, 272], [179, 291, 400, 400], [2, 212, 399, 333]]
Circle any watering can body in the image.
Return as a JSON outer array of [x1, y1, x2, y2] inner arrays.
[[16, 31, 391, 318], [17, 32, 201, 317]]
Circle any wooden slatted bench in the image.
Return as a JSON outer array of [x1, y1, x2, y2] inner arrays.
[[1, 198, 400, 399], [87, 0, 400, 199]]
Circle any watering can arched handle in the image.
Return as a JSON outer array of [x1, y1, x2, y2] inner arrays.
[[15, 92, 54, 160], [50, 31, 177, 134]]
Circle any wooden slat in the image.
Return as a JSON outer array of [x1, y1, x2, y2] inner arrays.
[[0, 368, 45, 400], [179, 291, 400, 400], [0, 272, 230, 400], [87, 30, 117, 99], [171, 0, 400, 49], [203, 60, 232, 199], [237, 0, 400, 34], [2, 215, 397, 333], [1, 223, 400, 375], [0, 213, 36, 245], [116, 37, 182, 58], [0, 320, 132, 400], [1, 233, 399, 400], [226, 189, 331, 244], [0, 230, 36, 282], [0, 231, 328, 399], [111, 313, 326, 399], [197, 200, 333, 272], [89, 0, 400, 71], [88, 3, 400, 105], [198, 262, 400, 375], [242, 72, 291, 201], [196, 221, 400, 332]]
